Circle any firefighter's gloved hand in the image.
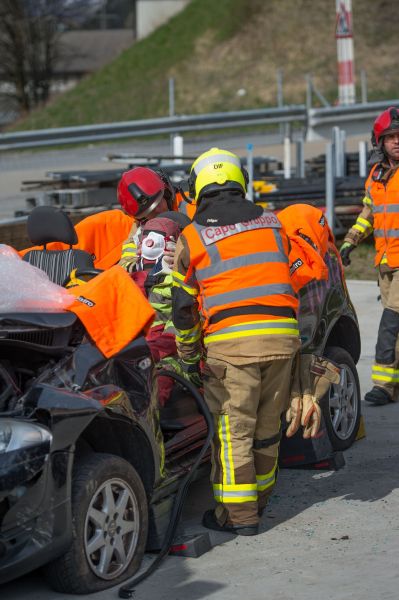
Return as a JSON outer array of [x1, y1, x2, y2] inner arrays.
[[286, 394, 302, 437], [160, 357, 202, 387], [339, 242, 355, 266], [161, 239, 176, 273], [180, 359, 202, 388], [301, 394, 321, 439]]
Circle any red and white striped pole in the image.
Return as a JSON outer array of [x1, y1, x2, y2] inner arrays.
[[336, 0, 355, 105]]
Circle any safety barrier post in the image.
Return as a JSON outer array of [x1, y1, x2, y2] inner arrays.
[[326, 141, 336, 231], [295, 138, 305, 178], [284, 136, 291, 179], [358, 140, 368, 177], [173, 134, 183, 165], [169, 77, 175, 154], [333, 126, 342, 177], [340, 129, 347, 177], [246, 143, 254, 202]]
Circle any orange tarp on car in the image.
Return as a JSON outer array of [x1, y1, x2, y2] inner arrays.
[[67, 266, 154, 358]]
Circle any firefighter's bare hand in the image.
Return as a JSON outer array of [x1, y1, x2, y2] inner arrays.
[[301, 394, 322, 439], [286, 395, 302, 437], [162, 239, 176, 271]]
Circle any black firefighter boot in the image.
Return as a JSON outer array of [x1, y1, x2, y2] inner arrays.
[[367, 308, 399, 406], [202, 510, 259, 536], [364, 386, 392, 405]]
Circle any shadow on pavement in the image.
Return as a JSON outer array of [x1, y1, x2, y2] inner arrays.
[[2, 400, 397, 600]]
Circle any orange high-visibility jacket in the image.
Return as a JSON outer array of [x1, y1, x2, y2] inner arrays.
[[366, 165, 399, 267], [20, 210, 134, 270], [174, 191, 196, 220], [181, 211, 298, 338], [67, 265, 154, 358], [278, 204, 333, 292]]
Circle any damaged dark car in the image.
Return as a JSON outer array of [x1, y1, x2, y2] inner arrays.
[[0, 239, 361, 594]]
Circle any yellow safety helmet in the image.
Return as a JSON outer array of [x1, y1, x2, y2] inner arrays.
[[188, 147, 248, 201]]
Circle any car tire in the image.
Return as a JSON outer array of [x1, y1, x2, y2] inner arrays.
[[321, 346, 361, 451], [44, 452, 148, 594]]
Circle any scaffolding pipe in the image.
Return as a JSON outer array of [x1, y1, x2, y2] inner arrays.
[[326, 142, 336, 230], [284, 137, 291, 179], [296, 139, 305, 178], [246, 143, 254, 202], [358, 140, 368, 177]]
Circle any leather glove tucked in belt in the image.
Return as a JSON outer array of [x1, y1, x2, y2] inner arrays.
[[286, 354, 302, 438], [286, 382, 322, 439], [286, 354, 341, 439], [339, 242, 355, 267]]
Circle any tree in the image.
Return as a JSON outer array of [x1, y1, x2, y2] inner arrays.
[[0, 0, 101, 113]]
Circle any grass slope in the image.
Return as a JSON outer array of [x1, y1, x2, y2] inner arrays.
[[15, 0, 399, 130]]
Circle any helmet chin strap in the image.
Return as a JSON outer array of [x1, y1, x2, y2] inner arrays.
[[177, 186, 194, 205]]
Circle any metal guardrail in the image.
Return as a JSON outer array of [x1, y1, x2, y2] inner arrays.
[[1, 99, 399, 152], [0, 105, 306, 151], [306, 99, 399, 140], [308, 99, 399, 126]]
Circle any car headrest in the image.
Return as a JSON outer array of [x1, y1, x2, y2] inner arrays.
[[27, 206, 78, 246]]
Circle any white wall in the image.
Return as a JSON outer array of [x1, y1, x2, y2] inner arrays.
[[136, 0, 190, 40]]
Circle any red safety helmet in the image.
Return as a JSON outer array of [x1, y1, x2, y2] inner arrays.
[[117, 167, 174, 220], [372, 107, 399, 146]]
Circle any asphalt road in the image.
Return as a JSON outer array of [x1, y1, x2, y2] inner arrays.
[[2, 278, 399, 600]]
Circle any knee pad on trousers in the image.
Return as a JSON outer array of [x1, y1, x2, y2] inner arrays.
[[253, 431, 281, 450], [375, 308, 399, 364]]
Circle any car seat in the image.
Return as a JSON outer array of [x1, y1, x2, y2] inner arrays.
[[23, 206, 95, 286]]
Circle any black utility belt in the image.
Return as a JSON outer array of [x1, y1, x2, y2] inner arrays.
[[209, 305, 296, 325]]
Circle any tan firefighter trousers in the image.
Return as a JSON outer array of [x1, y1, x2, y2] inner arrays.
[[203, 354, 296, 527], [372, 269, 399, 399]]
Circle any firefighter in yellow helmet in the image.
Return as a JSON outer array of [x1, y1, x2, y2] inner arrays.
[[171, 147, 303, 535]]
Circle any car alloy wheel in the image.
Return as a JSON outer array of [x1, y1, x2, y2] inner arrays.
[[329, 363, 358, 441], [84, 478, 140, 580], [44, 453, 148, 594], [322, 346, 361, 451]]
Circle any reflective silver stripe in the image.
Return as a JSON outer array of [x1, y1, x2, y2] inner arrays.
[[176, 330, 201, 342], [256, 474, 275, 490], [374, 229, 399, 238], [206, 283, 294, 309], [372, 370, 399, 379], [193, 152, 241, 174], [196, 251, 287, 280], [366, 185, 375, 211], [208, 320, 299, 336], [178, 202, 190, 217], [220, 415, 233, 485], [192, 222, 221, 262], [214, 490, 257, 499], [272, 227, 285, 254], [373, 204, 399, 213]]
